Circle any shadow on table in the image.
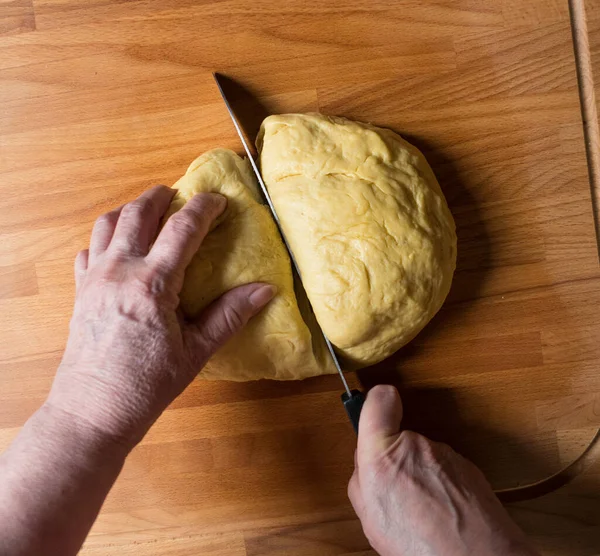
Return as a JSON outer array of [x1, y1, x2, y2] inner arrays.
[[355, 131, 495, 450], [508, 474, 600, 555], [354, 133, 562, 483], [355, 372, 558, 486], [355, 134, 600, 553], [213, 73, 270, 147], [195, 84, 600, 551]]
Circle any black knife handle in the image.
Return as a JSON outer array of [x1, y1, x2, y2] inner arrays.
[[341, 389, 366, 434]]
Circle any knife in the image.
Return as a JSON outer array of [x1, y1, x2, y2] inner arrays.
[[213, 73, 365, 433]]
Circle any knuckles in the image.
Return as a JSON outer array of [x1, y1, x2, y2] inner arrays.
[[364, 431, 454, 482], [167, 210, 201, 238], [221, 304, 245, 335], [398, 430, 449, 465], [95, 211, 119, 228], [77, 257, 175, 316], [347, 473, 360, 505], [120, 197, 157, 222]]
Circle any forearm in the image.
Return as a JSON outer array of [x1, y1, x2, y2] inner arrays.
[[0, 403, 129, 556]]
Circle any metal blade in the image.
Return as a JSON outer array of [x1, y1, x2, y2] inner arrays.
[[213, 73, 351, 396]]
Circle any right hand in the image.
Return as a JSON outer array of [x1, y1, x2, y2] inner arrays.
[[348, 385, 539, 556]]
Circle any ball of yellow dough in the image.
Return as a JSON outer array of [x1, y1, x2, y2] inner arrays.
[[164, 148, 335, 381], [257, 113, 457, 368]]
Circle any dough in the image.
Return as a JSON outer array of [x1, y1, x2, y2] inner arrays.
[[257, 114, 457, 367], [165, 148, 334, 381], [166, 115, 456, 381]]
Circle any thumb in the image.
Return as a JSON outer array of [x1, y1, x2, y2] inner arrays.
[[184, 282, 276, 368], [357, 385, 403, 465]]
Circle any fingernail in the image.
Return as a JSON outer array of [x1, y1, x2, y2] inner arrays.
[[370, 384, 399, 402], [248, 284, 277, 309]]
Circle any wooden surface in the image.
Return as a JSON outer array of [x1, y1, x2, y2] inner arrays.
[[1, 0, 600, 554]]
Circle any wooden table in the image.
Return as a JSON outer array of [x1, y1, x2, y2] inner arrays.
[[2, 0, 600, 554]]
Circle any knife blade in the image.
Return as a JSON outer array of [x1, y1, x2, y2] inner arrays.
[[213, 73, 365, 432]]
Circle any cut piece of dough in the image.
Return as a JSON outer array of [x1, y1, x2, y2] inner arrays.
[[257, 113, 457, 367], [165, 148, 334, 381]]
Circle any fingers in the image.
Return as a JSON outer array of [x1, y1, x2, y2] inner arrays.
[[183, 283, 276, 370], [357, 385, 403, 465], [89, 205, 123, 262], [110, 185, 175, 257], [74, 249, 89, 292], [147, 193, 226, 287]]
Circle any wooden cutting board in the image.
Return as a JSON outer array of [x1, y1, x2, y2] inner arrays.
[[1, 0, 600, 554]]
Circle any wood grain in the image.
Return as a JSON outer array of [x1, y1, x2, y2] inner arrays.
[[0, 0, 35, 37], [572, 0, 600, 258], [1, 0, 600, 554]]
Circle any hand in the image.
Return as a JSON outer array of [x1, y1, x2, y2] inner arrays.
[[349, 385, 539, 556], [46, 185, 275, 448]]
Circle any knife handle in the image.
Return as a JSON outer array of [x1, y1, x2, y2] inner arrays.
[[341, 390, 366, 434]]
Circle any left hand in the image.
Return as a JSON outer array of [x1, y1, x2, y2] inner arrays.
[[46, 185, 275, 448]]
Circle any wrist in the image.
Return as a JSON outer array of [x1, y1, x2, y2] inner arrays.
[[36, 401, 132, 466], [0, 400, 130, 556], [47, 362, 157, 451]]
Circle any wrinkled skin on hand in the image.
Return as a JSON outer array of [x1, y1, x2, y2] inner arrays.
[[349, 386, 540, 556], [47, 186, 275, 447]]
